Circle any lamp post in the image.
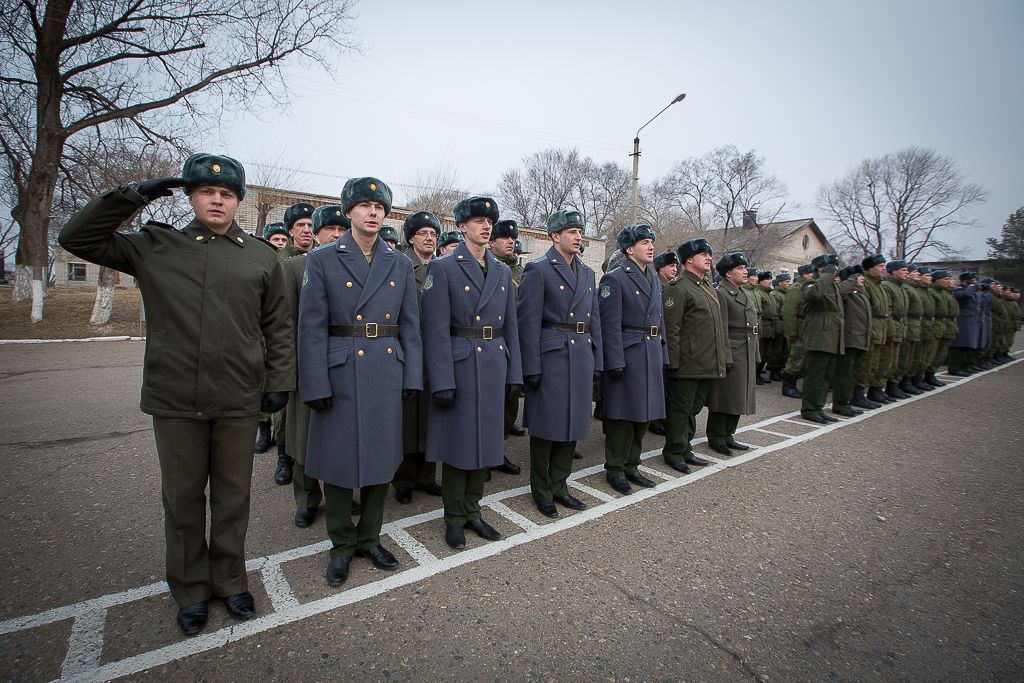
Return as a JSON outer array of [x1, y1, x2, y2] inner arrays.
[[630, 93, 686, 223]]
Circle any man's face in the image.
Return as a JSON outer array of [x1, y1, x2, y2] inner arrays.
[[289, 218, 315, 252], [410, 226, 437, 260], [686, 252, 713, 275], [760, 279, 773, 290], [908, 270, 921, 282], [489, 236, 515, 258], [268, 233, 288, 249], [993, 283, 1004, 295], [316, 225, 346, 246], [778, 279, 792, 291], [459, 216, 492, 247], [747, 273, 759, 285], [725, 265, 748, 286], [868, 264, 886, 278], [552, 227, 583, 256], [627, 238, 655, 267], [943, 277, 957, 288], [658, 263, 678, 281], [439, 242, 459, 256], [856, 274, 865, 287], [920, 273, 933, 285], [383, 238, 398, 249], [891, 267, 909, 281], [189, 186, 238, 232], [346, 202, 385, 237]]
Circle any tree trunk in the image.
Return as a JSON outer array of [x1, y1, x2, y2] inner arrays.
[[12, 264, 31, 303], [90, 266, 116, 325]]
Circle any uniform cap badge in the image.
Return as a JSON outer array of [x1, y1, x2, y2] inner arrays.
[[370, 183, 377, 190], [212, 164, 221, 173], [485, 202, 491, 208]]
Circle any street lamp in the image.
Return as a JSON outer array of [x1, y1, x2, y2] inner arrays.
[[630, 93, 686, 223]]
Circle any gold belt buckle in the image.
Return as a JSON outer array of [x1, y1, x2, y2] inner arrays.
[[752, 324, 759, 335], [482, 326, 493, 340], [576, 322, 586, 334], [365, 322, 378, 338], [650, 326, 659, 336]]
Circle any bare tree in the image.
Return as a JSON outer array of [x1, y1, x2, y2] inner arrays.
[[1, 0, 360, 321], [497, 148, 588, 228], [246, 153, 312, 232], [817, 147, 987, 261], [401, 157, 471, 218]]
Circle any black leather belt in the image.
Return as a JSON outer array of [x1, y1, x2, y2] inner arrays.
[[893, 317, 904, 322], [330, 324, 399, 338], [451, 326, 504, 339], [729, 325, 759, 334], [623, 325, 659, 336], [542, 320, 591, 334]]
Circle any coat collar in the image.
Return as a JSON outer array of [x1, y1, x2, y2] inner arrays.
[[182, 218, 248, 247], [545, 245, 579, 291]]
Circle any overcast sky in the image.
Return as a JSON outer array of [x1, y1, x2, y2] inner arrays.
[[222, 0, 1024, 258]]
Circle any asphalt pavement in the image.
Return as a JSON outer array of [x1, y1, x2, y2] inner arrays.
[[1, 340, 1022, 683]]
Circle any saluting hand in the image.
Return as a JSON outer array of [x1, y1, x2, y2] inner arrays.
[[432, 389, 455, 408], [261, 391, 289, 414], [137, 177, 187, 200]]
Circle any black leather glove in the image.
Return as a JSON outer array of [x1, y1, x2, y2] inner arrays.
[[607, 367, 624, 380], [261, 391, 289, 413], [505, 384, 522, 399], [725, 363, 733, 374], [137, 177, 187, 201], [593, 371, 602, 383], [822, 264, 838, 274], [402, 389, 419, 401], [432, 389, 455, 408], [304, 397, 331, 411], [523, 374, 541, 390]]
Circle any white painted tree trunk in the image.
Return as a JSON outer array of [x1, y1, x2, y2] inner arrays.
[[90, 266, 116, 325], [30, 279, 44, 322], [12, 264, 31, 303]]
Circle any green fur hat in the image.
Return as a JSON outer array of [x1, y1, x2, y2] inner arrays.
[[262, 221, 287, 241], [931, 269, 951, 279], [677, 238, 713, 264], [403, 211, 442, 242], [514, 239, 523, 255], [653, 250, 678, 271], [378, 225, 400, 245], [758, 271, 773, 282], [438, 230, 465, 250], [886, 259, 908, 272], [453, 196, 499, 226], [915, 265, 930, 274], [811, 254, 831, 270], [797, 263, 815, 275], [616, 224, 656, 253], [546, 209, 585, 236], [579, 242, 586, 254], [491, 219, 519, 240], [861, 253, 886, 270], [774, 272, 792, 283], [746, 266, 759, 276], [341, 177, 393, 217], [284, 202, 316, 231], [182, 153, 246, 199], [312, 205, 350, 233], [716, 252, 749, 277]]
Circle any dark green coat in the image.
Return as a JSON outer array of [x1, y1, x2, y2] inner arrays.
[[862, 273, 891, 345], [58, 186, 295, 418], [283, 253, 312, 465], [840, 281, 872, 351], [402, 250, 431, 452], [882, 276, 909, 342], [663, 270, 729, 380], [939, 286, 960, 338], [782, 277, 811, 339], [902, 279, 924, 342], [754, 284, 778, 339], [917, 280, 937, 341], [801, 272, 845, 355], [706, 279, 757, 415], [770, 288, 787, 335]]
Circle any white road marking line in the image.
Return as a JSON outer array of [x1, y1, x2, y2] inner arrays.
[[260, 563, 300, 612], [59, 608, 105, 679], [567, 480, 617, 503], [753, 428, 798, 439], [486, 500, 540, 531], [387, 528, 439, 565], [4, 357, 1016, 683], [781, 419, 816, 427], [637, 465, 674, 480]]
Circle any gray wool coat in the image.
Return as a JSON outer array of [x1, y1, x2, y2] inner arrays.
[[979, 290, 993, 348], [283, 253, 312, 466], [421, 241, 523, 469], [597, 258, 667, 423], [950, 285, 981, 349], [517, 246, 603, 442], [298, 231, 423, 489], [705, 279, 757, 416]]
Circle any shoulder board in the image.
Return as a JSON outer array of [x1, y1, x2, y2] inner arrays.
[[436, 252, 455, 260], [531, 256, 547, 264], [251, 235, 278, 252], [141, 220, 176, 232]]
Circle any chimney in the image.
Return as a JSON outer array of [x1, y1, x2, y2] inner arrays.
[[742, 210, 757, 230]]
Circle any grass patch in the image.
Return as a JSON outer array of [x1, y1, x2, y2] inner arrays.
[[0, 286, 145, 340]]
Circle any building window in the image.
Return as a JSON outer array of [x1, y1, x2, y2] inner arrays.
[[802, 235, 809, 250], [68, 263, 87, 281]]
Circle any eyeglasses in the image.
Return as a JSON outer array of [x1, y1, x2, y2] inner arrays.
[[414, 230, 438, 239]]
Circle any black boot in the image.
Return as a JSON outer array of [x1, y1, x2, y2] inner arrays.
[[912, 371, 934, 391], [274, 446, 293, 486], [850, 386, 879, 410], [756, 368, 768, 385], [780, 372, 802, 399], [254, 420, 272, 454], [924, 371, 944, 387], [769, 367, 785, 382], [867, 386, 890, 404], [885, 380, 909, 399], [899, 377, 922, 395]]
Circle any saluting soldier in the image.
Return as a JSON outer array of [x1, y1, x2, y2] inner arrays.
[[799, 254, 845, 423], [880, 260, 911, 399], [437, 230, 464, 256], [768, 273, 791, 381], [927, 270, 959, 377], [299, 178, 422, 587], [858, 254, 893, 406], [58, 154, 293, 635], [900, 265, 934, 393], [281, 205, 351, 529], [911, 267, 940, 389], [948, 272, 981, 375], [393, 211, 444, 504], [753, 271, 778, 385], [598, 225, 665, 495], [780, 264, 814, 398], [489, 219, 529, 457], [833, 265, 874, 414], [661, 239, 724, 472], [705, 253, 757, 455], [518, 210, 602, 514], [422, 197, 523, 549]]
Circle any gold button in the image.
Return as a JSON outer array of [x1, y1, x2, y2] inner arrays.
[[476, 316, 481, 320], [499, 345, 503, 350], [502, 286, 505, 291], [465, 286, 470, 291], [458, 255, 463, 259], [347, 282, 353, 287], [357, 314, 362, 320], [390, 281, 395, 286], [571, 339, 575, 344], [570, 312, 574, 317], [237, 237, 243, 243], [498, 316, 502, 321], [210, 236, 215, 239], [388, 348, 392, 354], [648, 336, 652, 340], [587, 313, 590, 317], [560, 286, 564, 290], [341, 244, 347, 248], [386, 314, 391, 319], [195, 236, 203, 241], [477, 346, 482, 352], [588, 338, 592, 343], [358, 350, 364, 356]]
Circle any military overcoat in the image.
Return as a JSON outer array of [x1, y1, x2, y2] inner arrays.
[[421, 241, 523, 468], [951, 285, 981, 348], [840, 282, 872, 351], [518, 246, 602, 442], [402, 250, 431, 453], [862, 274, 891, 345], [662, 270, 730, 379], [57, 186, 295, 418], [283, 253, 312, 465], [597, 258, 667, 423], [770, 288, 787, 335], [782, 277, 811, 339], [754, 284, 778, 339], [979, 290, 993, 348], [706, 279, 757, 415], [801, 272, 846, 354], [882, 277, 908, 343], [917, 281, 937, 342], [902, 280, 924, 342], [298, 232, 423, 489], [940, 287, 960, 339]]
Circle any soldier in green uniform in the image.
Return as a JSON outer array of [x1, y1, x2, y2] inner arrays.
[[800, 254, 845, 423], [768, 273, 791, 380], [858, 254, 893, 405], [781, 264, 814, 398], [990, 282, 1013, 364], [256, 218, 291, 455], [263, 221, 289, 250], [58, 155, 294, 635], [896, 264, 929, 394], [928, 270, 959, 377], [437, 230, 464, 256], [834, 265, 873, 414], [378, 224, 401, 249], [661, 239, 724, 472], [489, 219, 528, 466], [753, 271, 778, 385], [879, 260, 910, 399], [911, 267, 940, 389]]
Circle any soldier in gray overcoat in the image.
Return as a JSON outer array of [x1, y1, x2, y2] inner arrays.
[[598, 224, 667, 496], [421, 197, 523, 550], [299, 177, 422, 587], [518, 210, 603, 516], [948, 272, 981, 373], [705, 252, 757, 455]]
